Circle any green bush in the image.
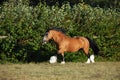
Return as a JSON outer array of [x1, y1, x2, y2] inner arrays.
[[0, 0, 120, 63]]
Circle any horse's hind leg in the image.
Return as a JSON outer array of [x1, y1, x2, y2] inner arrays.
[[83, 47, 91, 63], [83, 48, 95, 63], [86, 53, 91, 63], [90, 54, 95, 63]]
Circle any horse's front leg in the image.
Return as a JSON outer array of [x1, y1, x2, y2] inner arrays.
[[58, 49, 65, 64], [61, 53, 65, 64]]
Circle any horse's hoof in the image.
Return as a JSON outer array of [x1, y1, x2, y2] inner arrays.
[[61, 61, 65, 64], [91, 61, 95, 63], [86, 58, 91, 64], [85, 62, 90, 64]]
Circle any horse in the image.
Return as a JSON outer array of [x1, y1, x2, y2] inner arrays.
[[42, 28, 99, 64]]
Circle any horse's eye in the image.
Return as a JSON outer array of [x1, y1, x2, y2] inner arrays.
[[45, 32, 48, 36]]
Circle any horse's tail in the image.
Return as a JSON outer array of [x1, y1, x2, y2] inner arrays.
[[86, 37, 99, 55]]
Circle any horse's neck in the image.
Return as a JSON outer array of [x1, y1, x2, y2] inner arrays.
[[53, 32, 67, 44]]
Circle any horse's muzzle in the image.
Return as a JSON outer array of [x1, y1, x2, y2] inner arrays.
[[42, 40, 47, 45]]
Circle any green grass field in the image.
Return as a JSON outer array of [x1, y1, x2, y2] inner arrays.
[[0, 62, 120, 80]]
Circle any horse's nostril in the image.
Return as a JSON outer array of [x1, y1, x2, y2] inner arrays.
[[42, 40, 47, 45]]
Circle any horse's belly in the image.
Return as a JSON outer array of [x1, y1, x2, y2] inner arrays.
[[67, 48, 80, 52], [61, 39, 83, 52], [67, 45, 81, 52]]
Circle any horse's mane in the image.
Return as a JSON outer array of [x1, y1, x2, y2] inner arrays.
[[46, 27, 66, 34]]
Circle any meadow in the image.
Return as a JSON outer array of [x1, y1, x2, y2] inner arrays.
[[0, 62, 120, 80]]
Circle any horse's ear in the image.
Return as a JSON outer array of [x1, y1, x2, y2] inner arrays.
[[46, 27, 51, 32]]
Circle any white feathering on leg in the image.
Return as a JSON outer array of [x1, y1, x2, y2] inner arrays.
[[49, 56, 57, 64], [86, 58, 91, 64], [90, 54, 95, 63]]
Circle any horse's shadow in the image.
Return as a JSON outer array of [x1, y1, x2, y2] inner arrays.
[[26, 47, 56, 63]]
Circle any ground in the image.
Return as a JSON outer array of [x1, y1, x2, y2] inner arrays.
[[0, 62, 120, 80]]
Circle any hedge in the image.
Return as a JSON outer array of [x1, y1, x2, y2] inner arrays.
[[0, 0, 120, 63]]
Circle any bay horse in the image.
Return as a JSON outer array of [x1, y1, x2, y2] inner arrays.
[[42, 28, 99, 64]]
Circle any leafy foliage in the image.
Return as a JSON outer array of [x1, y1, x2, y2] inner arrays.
[[0, 0, 120, 63]]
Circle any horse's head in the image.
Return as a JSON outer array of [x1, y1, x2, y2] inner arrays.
[[42, 30, 53, 44], [42, 27, 66, 44]]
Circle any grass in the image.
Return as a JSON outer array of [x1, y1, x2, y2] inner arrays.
[[0, 62, 120, 80]]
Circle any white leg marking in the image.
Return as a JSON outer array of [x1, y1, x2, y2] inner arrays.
[[90, 54, 95, 63], [86, 58, 91, 64], [49, 56, 57, 64], [61, 61, 65, 64]]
